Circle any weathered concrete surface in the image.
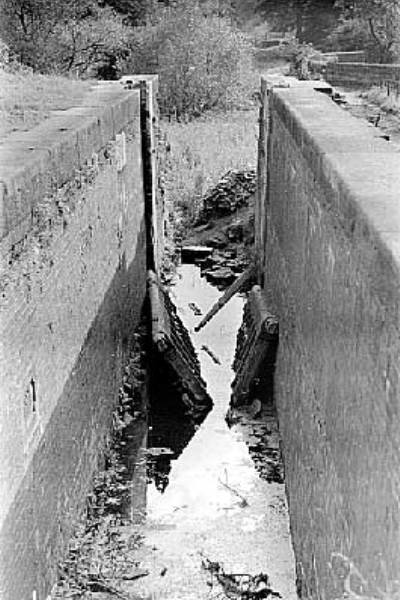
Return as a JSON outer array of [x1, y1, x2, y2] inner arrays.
[[0, 81, 149, 599], [258, 79, 400, 597]]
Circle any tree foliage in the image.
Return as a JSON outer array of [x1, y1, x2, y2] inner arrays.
[[331, 0, 400, 61], [126, 0, 256, 117], [0, 0, 131, 75], [241, 0, 400, 58], [100, 0, 155, 25], [255, 0, 336, 46]]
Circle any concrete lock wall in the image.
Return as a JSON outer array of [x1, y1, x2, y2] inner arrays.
[[258, 80, 400, 598], [0, 78, 157, 600]]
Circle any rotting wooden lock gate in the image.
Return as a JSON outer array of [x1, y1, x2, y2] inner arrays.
[[147, 270, 213, 418], [231, 285, 279, 407], [147, 266, 278, 414]]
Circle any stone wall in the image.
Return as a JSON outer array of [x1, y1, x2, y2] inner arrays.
[[323, 51, 366, 63], [0, 79, 154, 599], [326, 61, 400, 89], [258, 79, 400, 598]]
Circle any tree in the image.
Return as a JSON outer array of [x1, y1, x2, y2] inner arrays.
[[127, 0, 256, 117], [0, 0, 131, 74], [0, 0, 88, 68], [332, 0, 400, 61], [54, 6, 131, 76], [100, 0, 154, 25], [256, 0, 336, 47]]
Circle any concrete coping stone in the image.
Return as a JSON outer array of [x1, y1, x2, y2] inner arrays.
[[0, 79, 146, 246], [261, 75, 332, 93], [270, 85, 400, 277]]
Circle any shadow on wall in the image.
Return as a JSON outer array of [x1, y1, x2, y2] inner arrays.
[[0, 222, 146, 600]]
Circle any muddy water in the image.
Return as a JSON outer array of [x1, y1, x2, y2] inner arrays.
[[125, 264, 297, 600]]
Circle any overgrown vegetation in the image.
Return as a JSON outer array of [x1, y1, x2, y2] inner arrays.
[[255, 0, 337, 47], [248, 0, 400, 63], [159, 108, 258, 274], [161, 110, 257, 225], [0, 0, 131, 77], [2, 0, 400, 83], [126, 1, 257, 117], [1, 0, 258, 120], [361, 85, 400, 114], [329, 0, 400, 62]]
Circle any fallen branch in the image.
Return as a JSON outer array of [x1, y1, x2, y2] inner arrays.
[[195, 264, 255, 332], [188, 301, 202, 316], [121, 567, 150, 581], [88, 578, 138, 599], [218, 476, 249, 508], [201, 344, 222, 365], [200, 555, 282, 599]]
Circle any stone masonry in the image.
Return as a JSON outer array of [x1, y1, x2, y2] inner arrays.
[[0, 81, 149, 600], [258, 79, 400, 598]]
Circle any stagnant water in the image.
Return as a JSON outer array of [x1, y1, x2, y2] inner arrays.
[[123, 263, 297, 599]]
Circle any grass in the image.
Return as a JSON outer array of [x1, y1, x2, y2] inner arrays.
[[0, 69, 92, 138], [159, 107, 259, 273], [361, 85, 400, 115], [161, 108, 259, 222]]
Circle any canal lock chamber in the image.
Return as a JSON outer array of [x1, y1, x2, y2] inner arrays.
[[52, 248, 297, 600], [128, 250, 297, 599]]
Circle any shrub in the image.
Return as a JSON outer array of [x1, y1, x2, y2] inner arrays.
[[264, 38, 318, 79], [48, 7, 131, 77], [159, 109, 258, 244], [0, 0, 131, 76], [0, 40, 32, 74], [125, 1, 257, 118]]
